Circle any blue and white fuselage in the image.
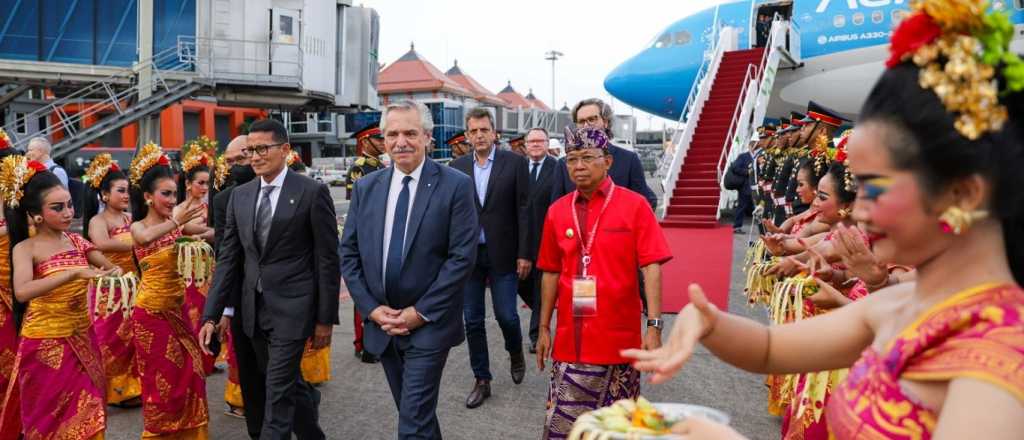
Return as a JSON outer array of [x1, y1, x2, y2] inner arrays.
[[605, 0, 1024, 121]]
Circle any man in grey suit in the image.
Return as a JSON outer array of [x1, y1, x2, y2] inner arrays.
[[341, 100, 478, 439], [200, 119, 340, 440]]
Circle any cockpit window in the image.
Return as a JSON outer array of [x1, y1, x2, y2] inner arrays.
[[674, 31, 692, 45], [653, 32, 672, 48]]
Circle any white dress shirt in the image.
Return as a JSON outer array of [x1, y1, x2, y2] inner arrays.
[[382, 159, 425, 280], [256, 167, 289, 217], [226, 167, 288, 318], [529, 156, 548, 179]]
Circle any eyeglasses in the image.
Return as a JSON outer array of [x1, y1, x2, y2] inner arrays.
[[241, 143, 285, 157], [566, 154, 605, 166], [576, 115, 603, 126]]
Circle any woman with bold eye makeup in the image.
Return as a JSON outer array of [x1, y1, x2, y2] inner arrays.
[[81, 153, 143, 408], [128, 143, 210, 439], [623, 2, 1024, 438], [2, 155, 122, 439], [177, 146, 218, 376]]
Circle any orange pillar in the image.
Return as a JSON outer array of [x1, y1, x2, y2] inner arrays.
[[121, 123, 138, 149], [82, 113, 99, 147], [199, 106, 216, 140], [159, 105, 185, 148], [229, 111, 245, 138]]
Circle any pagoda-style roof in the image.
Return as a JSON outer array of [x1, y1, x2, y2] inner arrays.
[[497, 81, 532, 108], [378, 43, 472, 96], [445, 60, 506, 107], [524, 89, 551, 111]]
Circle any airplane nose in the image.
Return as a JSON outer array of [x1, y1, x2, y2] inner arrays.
[[604, 49, 695, 119]]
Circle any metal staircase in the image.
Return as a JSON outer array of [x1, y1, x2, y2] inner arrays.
[[656, 18, 794, 227], [2, 45, 203, 159]]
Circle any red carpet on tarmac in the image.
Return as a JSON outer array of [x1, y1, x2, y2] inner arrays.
[[660, 227, 734, 313]]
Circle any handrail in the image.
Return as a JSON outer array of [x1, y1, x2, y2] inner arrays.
[[654, 42, 712, 182], [3, 46, 192, 150], [716, 63, 757, 188], [658, 28, 736, 213], [179, 35, 304, 86]]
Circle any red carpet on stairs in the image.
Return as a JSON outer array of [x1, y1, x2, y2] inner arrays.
[[662, 47, 764, 230], [660, 226, 733, 313]]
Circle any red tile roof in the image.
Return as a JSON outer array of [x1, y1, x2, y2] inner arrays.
[[497, 82, 532, 108], [378, 44, 472, 96], [524, 89, 551, 111], [445, 61, 507, 107]]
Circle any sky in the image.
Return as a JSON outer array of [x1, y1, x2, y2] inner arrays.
[[358, 0, 728, 131]]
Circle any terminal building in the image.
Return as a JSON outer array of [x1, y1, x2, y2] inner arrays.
[[0, 0, 380, 172]]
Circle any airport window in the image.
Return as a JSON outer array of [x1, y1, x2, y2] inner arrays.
[[674, 31, 692, 46], [14, 113, 27, 135], [653, 33, 672, 49]]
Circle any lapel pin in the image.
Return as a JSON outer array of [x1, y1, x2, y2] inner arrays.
[[289, 199, 295, 204], [566, 228, 574, 238]]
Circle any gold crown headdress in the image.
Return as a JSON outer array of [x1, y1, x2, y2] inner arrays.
[[83, 153, 121, 189], [213, 155, 229, 190], [888, 0, 1024, 140], [181, 136, 218, 174], [129, 142, 169, 187], [0, 155, 48, 208]]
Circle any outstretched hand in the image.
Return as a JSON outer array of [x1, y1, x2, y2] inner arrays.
[[620, 284, 719, 384]]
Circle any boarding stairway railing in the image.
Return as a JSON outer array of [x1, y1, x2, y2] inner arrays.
[[2, 45, 201, 159], [657, 27, 739, 214], [714, 18, 793, 219]]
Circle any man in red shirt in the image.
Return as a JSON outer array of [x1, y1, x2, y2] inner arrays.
[[535, 126, 672, 438]]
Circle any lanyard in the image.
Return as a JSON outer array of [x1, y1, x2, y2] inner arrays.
[[571, 182, 615, 277]]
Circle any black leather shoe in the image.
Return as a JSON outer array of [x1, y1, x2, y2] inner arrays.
[[510, 349, 526, 384], [360, 350, 379, 364], [465, 379, 491, 409]]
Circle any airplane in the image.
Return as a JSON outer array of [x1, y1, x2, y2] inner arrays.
[[604, 0, 1024, 122]]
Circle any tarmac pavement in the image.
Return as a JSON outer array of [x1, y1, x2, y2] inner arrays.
[[103, 184, 781, 439]]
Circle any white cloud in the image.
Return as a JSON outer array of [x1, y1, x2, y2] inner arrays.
[[359, 0, 728, 130]]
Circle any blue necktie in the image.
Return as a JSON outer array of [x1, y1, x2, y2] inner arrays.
[[385, 176, 413, 303]]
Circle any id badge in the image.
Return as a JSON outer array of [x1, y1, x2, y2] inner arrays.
[[572, 276, 597, 317]]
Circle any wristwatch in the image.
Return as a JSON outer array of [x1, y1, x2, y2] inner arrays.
[[646, 318, 664, 330]]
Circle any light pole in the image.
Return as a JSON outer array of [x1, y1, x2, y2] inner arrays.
[[544, 50, 563, 110]]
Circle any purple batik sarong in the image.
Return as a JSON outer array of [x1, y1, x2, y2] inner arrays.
[[542, 361, 641, 439]]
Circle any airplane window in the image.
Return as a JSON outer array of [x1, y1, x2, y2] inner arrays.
[[674, 31, 692, 45], [654, 33, 672, 49]]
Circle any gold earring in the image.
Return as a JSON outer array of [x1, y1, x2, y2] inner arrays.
[[101, 196, 109, 203], [838, 208, 850, 219], [145, 200, 152, 206], [938, 206, 989, 235], [32, 215, 42, 224]]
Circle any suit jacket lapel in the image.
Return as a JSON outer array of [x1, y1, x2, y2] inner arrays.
[[532, 157, 555, 194], [366, 167, 392, 288], [238, 180, 259, 251], [261, 171, 303, 260], [466, 158, 482, 211], [402, 161, 438, 263], [482, 150, 504, 210]]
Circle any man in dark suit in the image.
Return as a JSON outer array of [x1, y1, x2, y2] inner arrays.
[[520, 127, 557, 353], [208, 135, 266, 436], [449, 107, 531, 409], [549, 99, 657, 210], [200, 119, 340, 440], [341, 100, 478, 439]]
